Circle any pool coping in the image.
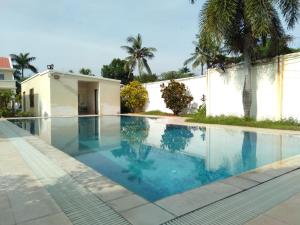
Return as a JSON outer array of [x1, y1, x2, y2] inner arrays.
[[3, 117, 300, 224], [122, 113, 300, 136]]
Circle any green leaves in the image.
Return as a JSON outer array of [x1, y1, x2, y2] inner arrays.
[[197, 0, 299, 58], [277, 0, 300, 29], [161, 80, 193, 115], [121, 34, 157, 76], [120, 81, 148, 113], [10, 53, 38, 78]]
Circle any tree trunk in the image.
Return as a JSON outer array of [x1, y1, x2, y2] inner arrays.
[[21, 68, 24, 79], [201, 63, 204, 75], [242, 50, 252, 118]]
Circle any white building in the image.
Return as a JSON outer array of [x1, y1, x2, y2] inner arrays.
[[0, 57, 16, 93], [21, 70, 120, 117]]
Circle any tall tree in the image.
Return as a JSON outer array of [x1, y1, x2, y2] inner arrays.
[[191, 0, 300, 117], [10, 53, 38, 79], [121, 33, 157, 76], [79, 68, 92, 75], [101, 58, 133, 84]]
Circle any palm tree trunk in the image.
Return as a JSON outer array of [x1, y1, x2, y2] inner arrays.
[[201, 63, 204, 75], [21, 68, 24, 79], [242, 50, 252, 118]]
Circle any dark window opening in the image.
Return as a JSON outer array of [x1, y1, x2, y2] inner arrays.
[[29, 89, 34, 108]]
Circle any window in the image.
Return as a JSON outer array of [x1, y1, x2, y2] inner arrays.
[[29, 89, 34, 108], [0, 74, 4, 80], [23, 92, 26, 111]]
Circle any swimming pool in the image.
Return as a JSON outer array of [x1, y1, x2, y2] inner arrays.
[[9, 116, 300, 201]]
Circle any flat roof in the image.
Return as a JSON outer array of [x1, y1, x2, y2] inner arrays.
[[21, 70, 121, 84]]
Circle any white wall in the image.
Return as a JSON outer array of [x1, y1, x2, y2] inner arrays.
[[207, 52, 300, 121], [144, 76, 207, 113]]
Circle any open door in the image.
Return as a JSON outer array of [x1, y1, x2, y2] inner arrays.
[[94, 89, 99, 114]]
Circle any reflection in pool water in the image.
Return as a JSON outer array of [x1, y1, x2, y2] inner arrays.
[[10, 116, 300, 201]]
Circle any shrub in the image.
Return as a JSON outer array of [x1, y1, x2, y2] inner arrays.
[[120, 81, 148, 113], [0, 90, 14, 109], [0, 109, 14, 118], [160, 80, 193, 115], [15, 111, 34, 117]]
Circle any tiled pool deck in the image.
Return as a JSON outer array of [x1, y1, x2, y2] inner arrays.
[[1, 116, 300, 225]]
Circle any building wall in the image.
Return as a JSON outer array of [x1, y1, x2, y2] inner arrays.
[[99, 79, 120, 115], [144, 76, 207, 113], [0, 69, 16, 91], [21, 74, 51, 116], [207, 52, 300, 121], [50, 74, 78, 117], [0, 69, 14, 80], [22, 71, 121, 117]]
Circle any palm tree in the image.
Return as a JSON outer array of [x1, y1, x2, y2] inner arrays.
[[191, 0, 299, 118], [184, 41, 209, 75], [10, 53, 38, 79], [79, 68, 92, 75], [121, 34, 157, 76]]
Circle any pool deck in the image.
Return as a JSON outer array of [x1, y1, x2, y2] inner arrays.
[[1, 116, 300, 225]]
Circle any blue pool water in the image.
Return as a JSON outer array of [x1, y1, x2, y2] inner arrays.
[[9, 116, 300, 201]]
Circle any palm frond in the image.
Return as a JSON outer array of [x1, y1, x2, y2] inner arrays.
[[277, 0, 300, 29], [142, 58, 152, 74]]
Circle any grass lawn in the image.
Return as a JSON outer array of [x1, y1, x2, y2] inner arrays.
[[141, 110, 173, 116], [186, 113, 300, 131]]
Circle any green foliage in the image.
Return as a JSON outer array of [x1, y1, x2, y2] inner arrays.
[[197, 103, 206, 117], [120, 81, 148, 113], [191, 0, 299, 118], [187, 114, 300, 131], [101, 58, 133, 84], [161, 80, 193, 115], [160, 70, 194, 81], [121, 33, 157, 76], [0, 90, 14, 109], [120, 116, 150, 146], [0, 109, 14, 118], [134, 73, 158, 83], [10, 53, 38, 79], [161, 125, 194, 152], [79, 68, 92, 75], [15, 111, 34, 117], [141, 110, 171, 116]]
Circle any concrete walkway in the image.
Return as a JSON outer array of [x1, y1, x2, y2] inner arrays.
[[1, 118, 300, 225]]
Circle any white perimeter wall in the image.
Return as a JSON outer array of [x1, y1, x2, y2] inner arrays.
[[207, 52, 300, 121], [144, 76, 207, 113]]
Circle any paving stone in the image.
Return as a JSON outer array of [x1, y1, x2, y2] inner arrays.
[[240, 171, 274, 183], [108, 194, 148, 212], [0, 208, 16, 225], [156, 183, 241, 216], [0, 192, 11, 210], [121, 203, 174, 225], [88, 182, 132, 202], [265, 201, 300, 225], [13, 197, 61, 224], [245, 215, 289, 225], [17, 213, 72, 225], [8, 188, 50, 208], [221, 176, 259, 190]]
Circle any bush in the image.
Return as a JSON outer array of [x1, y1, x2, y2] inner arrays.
[[160, 80, 193, 115], [120, 81, 148, 113], [0, 109, 14, 118], [0, 90, 14, 109], [15, 111, 34, 117]]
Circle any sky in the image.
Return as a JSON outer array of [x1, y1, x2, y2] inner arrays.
[[1, 0, 300, 76]]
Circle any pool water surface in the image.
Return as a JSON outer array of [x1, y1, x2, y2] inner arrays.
[[9, 116, 300, 201]]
